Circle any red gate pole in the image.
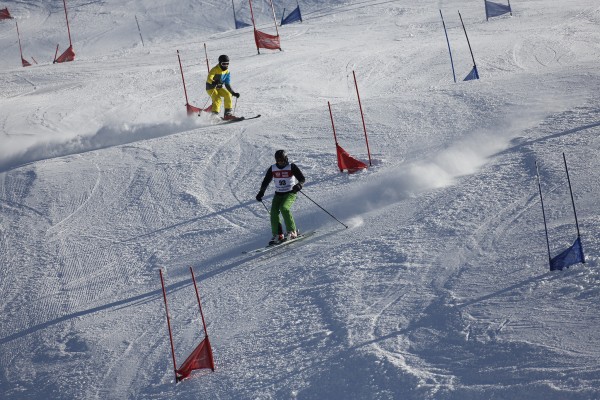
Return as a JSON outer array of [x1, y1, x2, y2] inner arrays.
[[328, 101, 339, 146], [189, 267, 209, 337], [328, 101, 343, 172], [63, 0, 73, 47], [189, 267, 215, 371], [203, 43, 210, 73], [53, 44, 60, 63], [15, 21, 29, 67], [268, 0, 280, 38], [353, 70, 372, 166], [16, 21, 23, 59], [159, 269, 179, 382], [177, 50, 192, 107], [248, 0, 260, 54]]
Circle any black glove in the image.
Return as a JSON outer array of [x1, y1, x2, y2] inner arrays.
[[292, 184, 302, 193], [232, 92, 240, 98], [256, 191, 265, 201]]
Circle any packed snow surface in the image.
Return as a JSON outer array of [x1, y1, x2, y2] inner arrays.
[[1, 0, 600, 399]]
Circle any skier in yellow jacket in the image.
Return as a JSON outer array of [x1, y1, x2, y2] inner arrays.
[[206, 54, 240, 120]]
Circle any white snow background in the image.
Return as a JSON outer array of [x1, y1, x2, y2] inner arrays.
[[1, 0, 600, 399]]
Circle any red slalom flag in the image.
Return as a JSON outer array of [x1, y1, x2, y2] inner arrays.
[[336, 143, 367, 173], [0, 8, 12, 19], [55, 45, 75, 63], [253, 30, 281, 50], [186, 104, 202, 115], [176, 337, 215, 381]]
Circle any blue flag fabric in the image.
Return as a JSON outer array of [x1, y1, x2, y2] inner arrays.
[[485, 0, 512, 21], [281, 6, 302, 25], [464, 66, 479, 81], [235, 18, 251, 29], [550, 237, 585, 271]]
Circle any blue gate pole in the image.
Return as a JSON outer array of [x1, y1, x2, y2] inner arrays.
[[439, 10, 456, 83]]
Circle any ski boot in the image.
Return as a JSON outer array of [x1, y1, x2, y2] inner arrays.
[[269, 234, 285, 246]]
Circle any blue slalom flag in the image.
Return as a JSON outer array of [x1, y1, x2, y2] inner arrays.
[[281, 6, 302, 25], [235, 18, 251, 29], [464, 66, 480, 81], [550, 237, 585, 271], [485, 0, 512, 21]]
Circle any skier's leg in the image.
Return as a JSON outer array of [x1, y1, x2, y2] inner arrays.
[[270, 195, 284, 235], [222, 89, 233, 110], [208, 90, 222, 113], [279, 193, 298, 233]]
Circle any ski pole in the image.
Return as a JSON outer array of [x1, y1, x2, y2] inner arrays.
[[233, 97, 238, 115], [298, 190, 348, 229]]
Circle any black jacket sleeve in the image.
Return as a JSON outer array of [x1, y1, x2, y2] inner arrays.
[[225, 83, 236, 95], [259, 167, 273, 193], [291, 163, 305, 186]]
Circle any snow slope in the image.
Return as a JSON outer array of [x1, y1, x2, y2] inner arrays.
[[1, 0, 600, 399]]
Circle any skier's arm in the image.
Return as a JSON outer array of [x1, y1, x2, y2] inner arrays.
[[225, 83, 240, 98], [259, 168, 273, 192], [206, 68, 222, 90], [291, 164, 305, 192], [222, 72, 239, 97], [256, 168, 272, 201]]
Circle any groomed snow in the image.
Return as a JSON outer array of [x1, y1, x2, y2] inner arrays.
[[1, 0, 600, 399]]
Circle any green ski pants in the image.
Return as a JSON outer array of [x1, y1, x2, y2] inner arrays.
[[270, 192, 298, 235]]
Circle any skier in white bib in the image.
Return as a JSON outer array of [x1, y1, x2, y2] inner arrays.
[[256, 150, 306, 245]]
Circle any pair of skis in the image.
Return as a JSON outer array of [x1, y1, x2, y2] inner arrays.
[[223, 114, 261, 123], [200, 113, 261, 123], [243, 231, 317, 255]]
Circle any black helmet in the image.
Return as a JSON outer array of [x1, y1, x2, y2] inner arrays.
[[218, 54, 229, 65], [274, 150, 288, 164]]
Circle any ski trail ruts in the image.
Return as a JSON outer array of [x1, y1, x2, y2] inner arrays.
[[374, 153, 592, 397], [512, 37, 563, 71], [0, 172, 50, 222], [88, 309, 168, 400], [0, 170, 82, 398], [57, 148, 167, 276], [361, 236, 465, 393], [45, 160, 102, 237], [511, 4, 599, 73], [284, 218, 458, 397], [0, 167, 51, 316], [338, 153, 539, 394], [191, 125, 263, 233]]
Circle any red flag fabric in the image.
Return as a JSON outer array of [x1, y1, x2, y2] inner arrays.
[[336, 143, 367, 173], [55, 45, 75, 63], [186, 104, 212, 115], [21, 58, 31, 67], [0, 8, 11, 19], [254, 29, 280, 50], [176, 336, 215, 381], [186, 104, 202, 115]]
